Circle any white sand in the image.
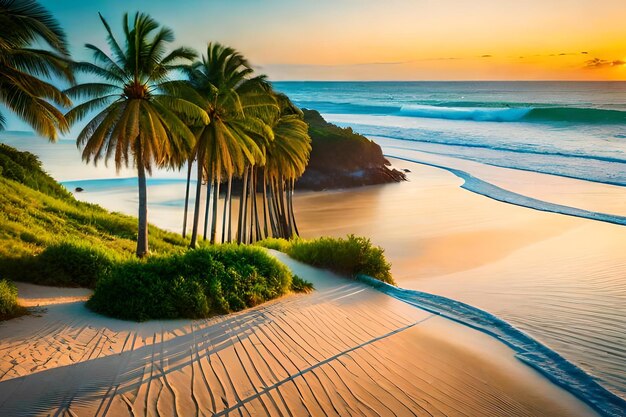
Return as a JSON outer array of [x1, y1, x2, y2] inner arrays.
[[15, 282, 92, 307], [0, 253, 596, 417]]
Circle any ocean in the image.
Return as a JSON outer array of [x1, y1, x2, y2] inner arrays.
[[273, 81, 626, 186]]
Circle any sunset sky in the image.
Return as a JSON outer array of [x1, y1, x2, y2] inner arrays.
[[40, 0, 626, 81]]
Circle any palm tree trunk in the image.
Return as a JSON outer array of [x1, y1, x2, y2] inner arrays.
[[271, 177, 284, 238], [267, 176, 278, 237], [285, 179, 293, 237], [289, 178, 300, 236], [252, 169, 261, 242], [277, 176, 289, 237], [222, 175, 231, 243], [248, 166, 256, 243], [210, 177, 221, 244], [182, 157, 193, 238], [237, 166, 249, 244], [203, 178, 213, 241], [243, 167, 251, 244], [227, 175, 233, 242], [136, 156, 149, 258], [261, 170, 269, 239], [189, 152, 204, 248]]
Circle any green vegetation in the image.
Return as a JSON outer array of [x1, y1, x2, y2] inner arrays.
[[0, 145, 188, 285], [0, 279, 19, 317], [257, 235, 395, 285], [66, 12, 204, 258], [255, 237, 292, 252], [291, 275, 314, 294], [19, 241, 120, 288], [0, 0, 73, 140], [87, 245, 296, 321], [299, 110, 405, 190], [0, 145, 312, 321]]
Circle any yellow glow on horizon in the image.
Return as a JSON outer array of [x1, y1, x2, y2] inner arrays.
[[57, 0, 626, 81]]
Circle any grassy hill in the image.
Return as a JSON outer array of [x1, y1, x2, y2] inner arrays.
[[0, 143, 188, 285], [0, 143, 311, 320]]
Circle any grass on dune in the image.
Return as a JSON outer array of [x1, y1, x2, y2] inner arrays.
[[0, 170, 188, 287], [0, 144, 314, 321], [257, 234, 395, 285], [0, 279, 27, 320]]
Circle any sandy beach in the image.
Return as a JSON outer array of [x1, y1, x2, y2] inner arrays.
[[24, 132, 625, 405], [0, 253, 597, 416], [294, 155, 626, 401]]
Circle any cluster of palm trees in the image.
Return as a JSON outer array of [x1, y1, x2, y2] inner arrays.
[[1, 1, 311, 258]]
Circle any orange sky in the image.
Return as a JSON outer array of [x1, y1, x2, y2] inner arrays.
[[44, 0, 626, 80]]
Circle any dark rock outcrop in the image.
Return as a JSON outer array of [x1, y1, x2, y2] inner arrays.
[[297, 110, 406, 190]]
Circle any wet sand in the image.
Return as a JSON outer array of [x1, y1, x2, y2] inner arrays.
[[0, 254, 596, 417]]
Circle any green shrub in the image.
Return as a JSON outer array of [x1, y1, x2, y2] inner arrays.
[[287, 235, 394, 284], [87, 245, 294, 321], [255, 237, 291, 252], [17, 241, 120, 288], [291, 275, 314, 293], [0, 279, 18, 316]]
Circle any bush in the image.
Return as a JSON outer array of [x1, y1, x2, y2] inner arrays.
[[287, 235, 394, 284], [291, 275, 314, 293], [17, 241, 120, 288], [0, 279, 18, 316], [87, 245, 294, 321], [255, 238, 291, 252]]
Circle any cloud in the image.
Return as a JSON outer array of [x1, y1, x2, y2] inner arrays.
[[480, 54, 492, 58], [584, 58, 626, 69]]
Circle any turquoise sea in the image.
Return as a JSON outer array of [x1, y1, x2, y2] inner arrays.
[[274, 81, 626, 186]]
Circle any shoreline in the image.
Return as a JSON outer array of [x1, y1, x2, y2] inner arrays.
[[292, 157, 626, 401], [357, 274, 626, 417]]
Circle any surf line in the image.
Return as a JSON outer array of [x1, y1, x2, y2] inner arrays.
[[386, 154, 626, 227], [356, 275, 626, 417]]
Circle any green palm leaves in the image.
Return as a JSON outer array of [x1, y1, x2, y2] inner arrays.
[[66, 12, 208, 257], [182, 43, 278, 247], [49, 9, 310, 255], [180, 43, 311, 246], [0, 0, 73, 140]]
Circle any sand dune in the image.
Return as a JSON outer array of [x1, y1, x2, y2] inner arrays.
[[0, 253, 596, 417]]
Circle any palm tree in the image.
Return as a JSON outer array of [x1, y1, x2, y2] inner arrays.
[[263, 93, 311, 239], [181, 43, 278, 247], [0, 0, 73, 140], [65, 12, 208, 257]]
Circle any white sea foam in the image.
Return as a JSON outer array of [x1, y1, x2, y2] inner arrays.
[[400, 104, 532, 122]]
